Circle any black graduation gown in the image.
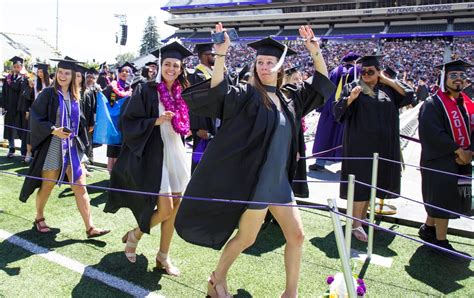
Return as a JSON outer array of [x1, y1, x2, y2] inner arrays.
[[333, 80, 414, 201], [82, 85, 101, 156], [97, 74, 109, 90], [418, 93, 472, 219], [19, 87, 89, 202], [103, 82, 164, 234], [188, 68, 217, 173], [18, 83, 34, 140], [1, 74, 26, 139], [175, 72, 335, 250]]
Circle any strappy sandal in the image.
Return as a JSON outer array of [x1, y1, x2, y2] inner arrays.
[[121, 230, 139, 263], [34, 218, 51, 233], [352, 226, 368, 242], [86, 227, 110, 239], [207, 271, 231, 298], [156, 251, 180, 276]]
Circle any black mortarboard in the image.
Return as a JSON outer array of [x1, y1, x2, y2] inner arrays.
[[238, 64, 250, 81], [34, 63, 50, 72], [145, 61, 158, 66], [9, 56, 24, 65], [357, 55, 385, 68], [64, 56, 77, 61], [383, 66, 398, 79], [285, 66, 300, 76], [150, 41, 193, 61], [87, 67, 99, 75], [247, 37, 297, 58], [99, 62, 107, 68], [194, 43, 214, 55], [75, 64, 89, 75], [50, 57, 83, 71], [118, 62, 138, 73], [435, 60, 473, 72]]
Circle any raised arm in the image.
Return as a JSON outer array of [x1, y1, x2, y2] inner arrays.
[[210, 23, 231, 88]]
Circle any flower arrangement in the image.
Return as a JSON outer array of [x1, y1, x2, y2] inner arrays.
[[323, 272, 366, 297]]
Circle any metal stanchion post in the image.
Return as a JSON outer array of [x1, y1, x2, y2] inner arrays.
[[345, 174, 355, 257], [368, 152, 379, 259], [328, 199, 357, 298]]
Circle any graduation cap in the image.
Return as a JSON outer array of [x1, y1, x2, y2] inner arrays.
[[237, 64, 251, 83], [150, 41, 194, 61], [118, 62, 138, 73], [75, 64, 89, 75], [357, 55, 385, 68], [341, 52, 361, 63], [383, 66, 398, 79], [248, 37, 297, 72], [34, 63, 50, 73], [435, 60, 473, 91], [10, 56, 24, 65], [145, 61, 158, 67], [285, 66, 300, 76], [435, 59, 473, 72], [86, 67, 99, 76], [50, 57, 84, 71], [194, 43, 214, 55]]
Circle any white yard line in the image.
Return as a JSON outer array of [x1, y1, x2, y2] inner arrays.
[[0, 229, 164, 298]]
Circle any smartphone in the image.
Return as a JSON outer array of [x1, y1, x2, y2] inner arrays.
[[62, 127, 72, 133], [211, 28, 239, 44]]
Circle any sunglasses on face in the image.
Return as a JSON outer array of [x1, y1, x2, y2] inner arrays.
[[447, 72, 468, 80], [361, 69, 376, 76]]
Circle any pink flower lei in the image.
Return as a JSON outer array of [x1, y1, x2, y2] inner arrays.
[[110, 80, 132, 98], [156, 81, 190, 136]]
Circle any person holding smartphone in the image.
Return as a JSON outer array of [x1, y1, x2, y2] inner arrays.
[[176, 23, 334, 297], [19, 58, 110, 239]]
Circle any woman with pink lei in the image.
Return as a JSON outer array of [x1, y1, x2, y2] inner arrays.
[[104, 42, 191, 276]]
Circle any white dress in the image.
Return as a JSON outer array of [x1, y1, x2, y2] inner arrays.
[[158, 101, 190, 193]]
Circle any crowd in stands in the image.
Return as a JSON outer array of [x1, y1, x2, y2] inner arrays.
[[183, 37, 474, 87]]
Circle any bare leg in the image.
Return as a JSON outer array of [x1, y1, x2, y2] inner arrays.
[[159, 194, 181, 254], [211, 208, 268, 296], [125, 195, 175, 258], [269, 203, 305, 298], [425, 216, 435, 226], [35, 170, 60, 221], [66, 166, 94, 231], [107, 157, 117, 173], [434, 218, 449, 241]]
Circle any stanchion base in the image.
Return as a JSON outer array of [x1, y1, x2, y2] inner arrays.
[[350, 249, 393, 267]]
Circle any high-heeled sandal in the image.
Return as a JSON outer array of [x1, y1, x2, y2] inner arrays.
[[34, 218, 51, 233], [207, 271, 231, 298], [352, 226, 368, 242], [156, 251, 180, 276], [121, 230, 139, 263]]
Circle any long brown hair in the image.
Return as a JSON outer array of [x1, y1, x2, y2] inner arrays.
[[155, 60, 190, 89], [53, 68, 80, 101], [249, 62, 284, 109], [36, 69, 51, 92]]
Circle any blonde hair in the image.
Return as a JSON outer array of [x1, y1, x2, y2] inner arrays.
[[53, 68, 80, 100]]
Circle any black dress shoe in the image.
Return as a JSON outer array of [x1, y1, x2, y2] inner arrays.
[[418, 224, 436, 243]]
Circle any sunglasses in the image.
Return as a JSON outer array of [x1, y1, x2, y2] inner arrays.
[[361, 69, 376, 76], [447, 73, 468, 80]]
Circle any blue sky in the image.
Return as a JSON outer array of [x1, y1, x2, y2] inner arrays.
[[1, 0, 177, 63]]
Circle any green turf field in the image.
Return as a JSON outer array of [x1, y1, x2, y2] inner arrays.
[[0, 149, 473, 297]]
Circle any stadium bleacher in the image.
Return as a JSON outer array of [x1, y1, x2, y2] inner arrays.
[[331, 26, 386, 35], [388, 23, 448, 33]]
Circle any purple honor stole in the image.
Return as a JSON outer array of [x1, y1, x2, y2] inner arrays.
[[58, 91, 83, 185]]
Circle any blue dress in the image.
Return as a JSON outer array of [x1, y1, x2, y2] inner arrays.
[[249, 109, 294, 209]]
